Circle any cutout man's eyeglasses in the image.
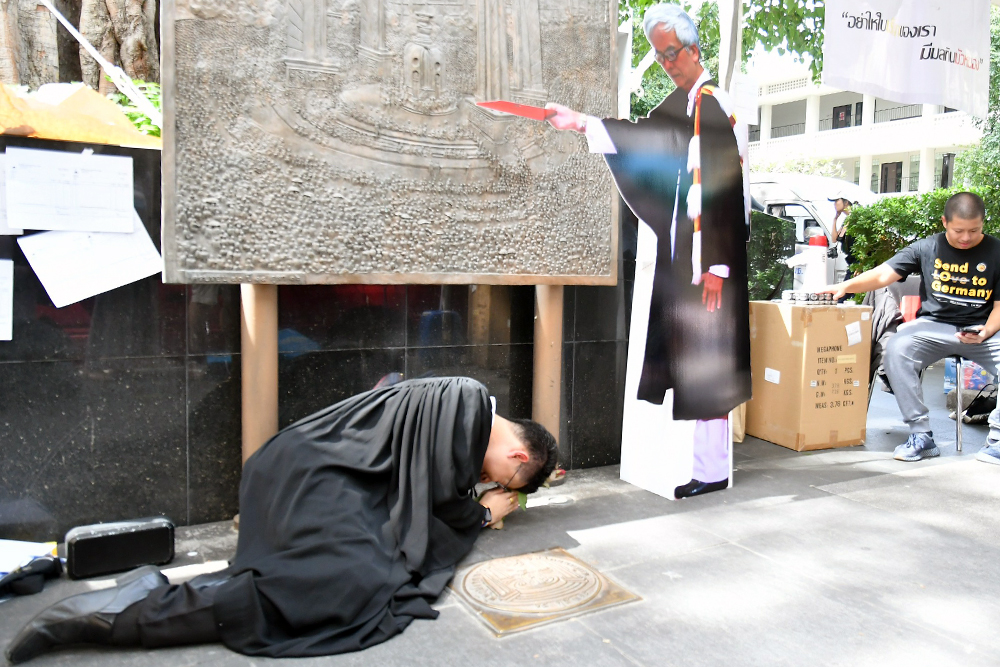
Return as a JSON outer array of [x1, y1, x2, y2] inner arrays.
[[654, 45, 689, 64]]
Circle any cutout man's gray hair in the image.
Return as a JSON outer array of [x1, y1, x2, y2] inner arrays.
[[642, 4, 700, 48]]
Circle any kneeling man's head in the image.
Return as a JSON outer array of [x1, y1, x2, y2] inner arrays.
[[481, 416, 559, 494]]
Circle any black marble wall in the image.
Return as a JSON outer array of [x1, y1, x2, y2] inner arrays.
[[274, 284, 536, 428], [0, 137, 244, 543], [558, 204, 635, 470], [0, 137, 633, 542]]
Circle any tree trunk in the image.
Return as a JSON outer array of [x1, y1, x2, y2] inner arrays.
[[79, 0, 157, 93], [53, 0, 82, 82], [108, 0, 157, 81], [0, 0, 26, 85], [79, 0, 116, 93], [0, 0, 60, 89]]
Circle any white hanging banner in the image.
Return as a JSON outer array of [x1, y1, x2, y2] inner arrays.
[[823, 0, 991, 117]]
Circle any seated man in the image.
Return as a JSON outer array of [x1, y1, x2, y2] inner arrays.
[[7, 376, 558, 663], [824, 192, 1000, 464]]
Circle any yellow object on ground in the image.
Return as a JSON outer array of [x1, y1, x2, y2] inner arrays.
[[0, 84, 160, 150], [732, 402, 747, 443]]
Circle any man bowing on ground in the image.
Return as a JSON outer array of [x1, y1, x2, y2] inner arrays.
[[546, 3, 751, 498], [7, 376, 558, 663]]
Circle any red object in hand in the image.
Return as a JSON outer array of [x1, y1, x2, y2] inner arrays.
[[476, 101, 552, 121], [808, 235, 829, 247]]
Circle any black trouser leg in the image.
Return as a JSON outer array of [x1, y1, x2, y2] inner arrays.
[[111, 572, 227, 649]]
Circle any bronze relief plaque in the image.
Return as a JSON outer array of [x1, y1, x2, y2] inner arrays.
[[161, 0, 618, 285], [450, 548, 640, 634]]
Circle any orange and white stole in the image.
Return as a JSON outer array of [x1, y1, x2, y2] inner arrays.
[[686, 85, 740, 285]]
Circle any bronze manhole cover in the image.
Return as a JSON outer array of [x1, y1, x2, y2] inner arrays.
[[450, 548, 640, 635]]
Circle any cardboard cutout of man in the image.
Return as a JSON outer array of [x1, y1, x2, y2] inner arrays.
[[547, 4, 751, 498]]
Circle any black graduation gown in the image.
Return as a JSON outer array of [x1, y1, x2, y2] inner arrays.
[[602, 81, 752, 420], [210, 377, 491, 657]]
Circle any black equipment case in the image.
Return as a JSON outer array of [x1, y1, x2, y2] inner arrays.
[[65, 517, 175, 579]]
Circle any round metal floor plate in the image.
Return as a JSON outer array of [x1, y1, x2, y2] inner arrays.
[[461, 551, 603, 614], [451, 548, 641, 635]]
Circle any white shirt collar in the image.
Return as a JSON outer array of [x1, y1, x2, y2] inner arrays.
[[686, 68, 713, 117], [490, 396, 497, 425]]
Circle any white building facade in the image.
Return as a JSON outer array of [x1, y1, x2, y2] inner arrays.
[[748, 71, 984, 195]]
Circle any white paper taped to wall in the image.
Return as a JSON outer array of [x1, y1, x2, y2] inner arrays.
[[6, 147, 134, 233], [845, 321, 862, 347], [0, 156, 23, 236], [17, 211, 161, 308], [0, 259, 12, 341]]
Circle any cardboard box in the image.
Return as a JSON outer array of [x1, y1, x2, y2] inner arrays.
[[745, 301, 873, 451]]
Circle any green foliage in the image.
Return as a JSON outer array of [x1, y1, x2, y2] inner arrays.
[[107, 80, 162, 137], [747, 211, 796, 300], [630, 67, 675, 120], [743, 0, 826, 81], [955, 8, 1000, 194], [752, 156, 846, 178], [845, 187, 1000, 277]]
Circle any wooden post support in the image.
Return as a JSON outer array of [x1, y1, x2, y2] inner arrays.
[[532, 285, 563, 441], [240, 284, 279, 464]]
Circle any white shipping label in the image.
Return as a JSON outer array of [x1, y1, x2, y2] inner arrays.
[[846, 321, 863, 347], [861, 311, 870, 321], [0, 259, 11, 340], [765, 368, 781, 384]]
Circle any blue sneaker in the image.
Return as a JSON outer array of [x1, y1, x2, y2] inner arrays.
[[893, 432, 940, 461], [975, 443, 1000, 465]]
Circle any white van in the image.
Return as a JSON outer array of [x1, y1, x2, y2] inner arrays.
[[750, 173, 879, 283]]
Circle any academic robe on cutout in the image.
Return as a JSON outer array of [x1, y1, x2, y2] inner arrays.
[[210, 377, 491, 657], [602, 80, 751, 420]]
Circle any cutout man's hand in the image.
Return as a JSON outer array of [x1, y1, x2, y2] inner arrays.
[[702, 273, 723, 312], [544, 103, 586, 132]]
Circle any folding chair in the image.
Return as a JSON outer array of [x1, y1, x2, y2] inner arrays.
[[952, 355, 966, 452]]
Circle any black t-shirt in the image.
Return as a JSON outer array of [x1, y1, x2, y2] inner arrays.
[[887, 233, 1000, 326]]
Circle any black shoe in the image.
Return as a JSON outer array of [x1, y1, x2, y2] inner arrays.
[[674, 478, 729, 499], [5, 565, 167, 664]]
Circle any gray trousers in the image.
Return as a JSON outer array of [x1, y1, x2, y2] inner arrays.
[[883, 317, 1000, 440]]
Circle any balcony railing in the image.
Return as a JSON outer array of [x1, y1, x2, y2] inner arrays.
[[817, 117, 861, 132], [771, 122, 805, 138], [750, 105, 928, 140], [875, 104, 922, 123], [748, 111, 980, 165], [876, 174, 921, 194]]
